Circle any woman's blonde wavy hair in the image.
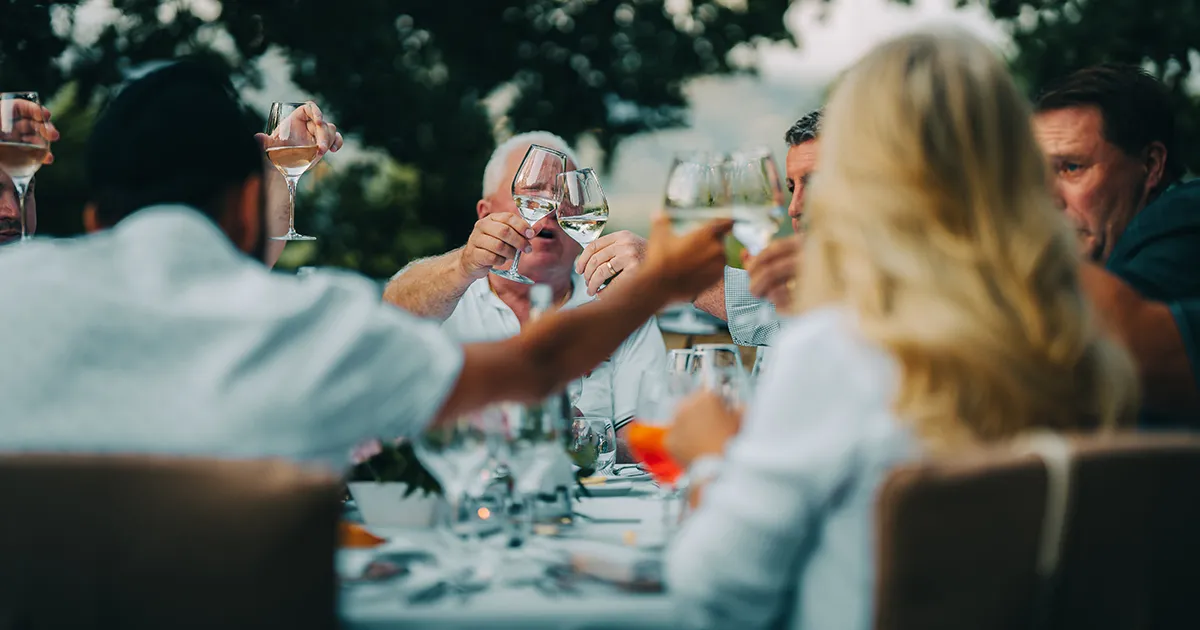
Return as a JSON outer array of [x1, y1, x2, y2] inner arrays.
[[798, 29, 1140, 448]]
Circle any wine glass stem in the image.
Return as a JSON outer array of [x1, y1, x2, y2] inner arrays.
[[509, 249, 522, 273], [286, 176, 299, 233], [15, 180, 29, 241]]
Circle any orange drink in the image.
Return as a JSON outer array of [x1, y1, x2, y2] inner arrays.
[[626, 421, 684, 486]]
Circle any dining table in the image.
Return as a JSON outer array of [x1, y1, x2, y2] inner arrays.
[[338, 471, 681, 630]]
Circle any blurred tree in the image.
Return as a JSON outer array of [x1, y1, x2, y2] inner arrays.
[[1, 0, 794, 276]]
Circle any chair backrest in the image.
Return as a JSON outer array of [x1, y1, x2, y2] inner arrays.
[[872, 432, 1200, 630], [0, 455, 343, 630]]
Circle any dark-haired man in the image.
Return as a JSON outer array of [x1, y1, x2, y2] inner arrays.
[[0, 62, 732, 470], [1034, 63, 1200, 423]]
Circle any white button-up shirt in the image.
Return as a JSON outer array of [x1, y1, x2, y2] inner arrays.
[[443, 276, 667, 425], [0, 205, 463, 473]]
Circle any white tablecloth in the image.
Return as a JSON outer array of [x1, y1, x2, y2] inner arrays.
[[339, 488, 679, 630]]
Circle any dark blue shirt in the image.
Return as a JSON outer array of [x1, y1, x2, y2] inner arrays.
[[1106, 179, 1200, 428]]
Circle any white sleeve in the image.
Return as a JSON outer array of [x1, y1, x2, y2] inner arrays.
[[664, 310, 885, 628], [249, 271, 463, 470]]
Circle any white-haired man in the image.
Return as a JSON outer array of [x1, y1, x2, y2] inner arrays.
[[384, 131, 667, 434]]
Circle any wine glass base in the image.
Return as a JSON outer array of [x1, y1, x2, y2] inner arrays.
[[271, 230, 316, 241], [489, 267, 534, 284]]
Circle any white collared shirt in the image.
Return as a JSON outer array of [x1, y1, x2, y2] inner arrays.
[[442, 276, 667, 423], [0, 205, 463, 473]]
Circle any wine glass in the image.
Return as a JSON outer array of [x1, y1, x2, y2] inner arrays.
[[0, 92, 52, 242], [556, 168, 609, 247], [263, 101, 322, 241], [667, 349, 698, 376], [728, 148, 786, 256], [691, 343, 745, 374], [413, 409, 497, 539], [663, 152, 731, 234], [492, 144, 567, 284], [631, 369, 699, 542]]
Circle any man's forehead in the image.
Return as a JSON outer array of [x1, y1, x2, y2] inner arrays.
[[496, 143, 577, 194], [1033, 106, 1105, 154], [786, 140, 818, 170]]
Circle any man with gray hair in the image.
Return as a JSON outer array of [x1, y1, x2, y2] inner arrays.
[[577, 109, 821, 347], [384, 131, 667, 428]]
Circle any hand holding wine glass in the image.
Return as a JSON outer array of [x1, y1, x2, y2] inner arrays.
[[0, 92, 58, 242], [492, 144, 568, 284], [260, 101, 342, 241]]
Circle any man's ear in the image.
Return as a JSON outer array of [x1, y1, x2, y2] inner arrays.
[[477, 197, 490, 220], [1143, 140, 1168, 194], [82, 204, 104, 233], [219, 174, 263, 255]]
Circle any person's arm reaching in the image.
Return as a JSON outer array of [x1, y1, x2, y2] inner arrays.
[[1080, 264, 1199, 414], [436, 215, 734, 422], [384, 213, 534, 320]]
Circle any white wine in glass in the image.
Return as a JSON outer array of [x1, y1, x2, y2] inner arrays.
[[0, 92, 51, 242], [556, 168, 609, 246], [264, 101, 322, 241], [663, 152, 732, 234], [728, 148, 786, 255], [492, 144, 568, 284]]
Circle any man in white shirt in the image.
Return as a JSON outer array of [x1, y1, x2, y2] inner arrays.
[[383, 132, 668, 429], [0, 62, 732, 473]]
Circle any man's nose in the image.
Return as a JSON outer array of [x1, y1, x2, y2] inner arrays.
[[788, 188, 804, 218], [1050, 180, 1068, 211]]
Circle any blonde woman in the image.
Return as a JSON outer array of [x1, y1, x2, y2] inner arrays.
[[662, 28, 1139, 630]]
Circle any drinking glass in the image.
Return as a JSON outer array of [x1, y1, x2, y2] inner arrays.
[[667, 349, 698, 376], [631, 370, 698, 540], [0, 92, 51, 242], [413, 409, 497, 538], [263, 101, 321, 241], [556, 168, 609, 247], [728, 148, 786, 256], [493, 144, 567, 284], [691, 343, 745, 375], [663, 152, 731, 234]]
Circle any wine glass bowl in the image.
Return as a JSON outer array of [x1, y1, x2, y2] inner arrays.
[[492, 144, 568, 284], [663, 152, 731, 235], [728, 148, 786, 256], [0, 92, 51, 242], [556, 168, 609, 247], [264, 101, 321, 241]]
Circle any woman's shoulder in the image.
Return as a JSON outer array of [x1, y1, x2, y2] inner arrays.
[[775, 306, 865, 357], [767, 306, 898, 406]]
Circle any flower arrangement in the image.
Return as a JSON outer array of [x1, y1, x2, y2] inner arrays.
[[347, 437, 442, 498]]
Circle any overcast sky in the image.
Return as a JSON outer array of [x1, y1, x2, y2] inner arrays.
[[71, 0, 1005, 232]]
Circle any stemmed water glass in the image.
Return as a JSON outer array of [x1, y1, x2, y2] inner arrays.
[[492, 144, 567, 284], [263, 101, 322, 241], [0, 92, 52, 242], [413, 410, 497, 540], [556, 168, 609, 248]]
